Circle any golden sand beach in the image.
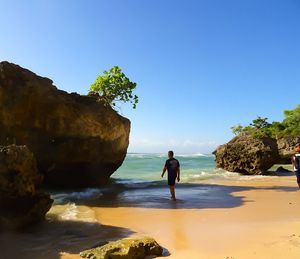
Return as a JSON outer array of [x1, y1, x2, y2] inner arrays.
[[1, 173, 299, 259], [83, 176, 300, 259]]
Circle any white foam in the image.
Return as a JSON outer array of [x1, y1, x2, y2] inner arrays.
[[127, 153, 166, 159], [176, 153, 210, 157], [48, 203, 97, 223], [214, 170, 271, 181], [127, 153, 214, 158], [180, 170, 216, 182], [180, 169, 272, 183], [51, 188, 102, 204], [127, 153, 147, 158], [115, 178, 150, 184], [59, 203, 78, 220]]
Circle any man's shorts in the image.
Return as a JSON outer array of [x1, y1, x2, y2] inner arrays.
[[168, 174, 176, 186], [295, 170, 300, 183]]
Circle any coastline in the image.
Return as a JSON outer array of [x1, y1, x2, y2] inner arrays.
[[87, 175, 300, 259], [1, 171, 299, 259]]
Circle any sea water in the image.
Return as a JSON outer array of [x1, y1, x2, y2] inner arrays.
[[49, 153, 270, 220], [114, 153, 240, 183], [2, 154, 277, 258], [6, 153, 274, 258], [50, 153, 271, 203]]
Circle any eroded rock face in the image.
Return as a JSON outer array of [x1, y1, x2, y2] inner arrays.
[[277, 136, 300, 163], [79, 237, 163, 259], [0, 145, 53, 229], [0, 61, 130, 187], [213, 133, 280, 174]]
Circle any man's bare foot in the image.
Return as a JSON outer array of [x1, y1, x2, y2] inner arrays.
[[171, 196, 176, 201]]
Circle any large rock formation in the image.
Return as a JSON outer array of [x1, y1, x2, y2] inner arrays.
[[213, 133, 280, 174], [0, 145, 53, 229], [277, 136, 300, 163], [0, 61, 130, 187], [79, 237, 163, 259]]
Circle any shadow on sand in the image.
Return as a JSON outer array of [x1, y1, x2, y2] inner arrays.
[[92, 183, 252, 209], [5, 181, 297, 259], [55, 182, 299, 210], [0, 219, 134, 259], [51, 183, 244, 209]]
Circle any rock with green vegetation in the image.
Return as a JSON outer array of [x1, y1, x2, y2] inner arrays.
[[231, 105, 300, 139], [0, 145, 53, 229], [213, 132, 280, 175], [89, 66, 138, 109], [277, 136, 300, 163], [0, 61, 130, 188], [221, 106, 300, 173], [79, 237, 163, 259]]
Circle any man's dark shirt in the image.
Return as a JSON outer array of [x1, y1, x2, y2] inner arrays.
[[165, 158, 180, 178]]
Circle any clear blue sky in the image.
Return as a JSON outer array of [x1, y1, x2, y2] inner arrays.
[[1, 0, 299, 153]]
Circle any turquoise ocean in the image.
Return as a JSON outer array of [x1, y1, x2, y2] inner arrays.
[[49, 153, 270, 221], [113, 153, 256, 184], [2, 154, 274, 259], [114, 153, 221, 184]]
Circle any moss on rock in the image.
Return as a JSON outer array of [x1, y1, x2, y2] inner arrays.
[[80, 237, 163, 259]]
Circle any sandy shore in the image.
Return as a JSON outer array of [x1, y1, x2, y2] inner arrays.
[[66, 175, 300, 259], [1, 173, 299, 259]]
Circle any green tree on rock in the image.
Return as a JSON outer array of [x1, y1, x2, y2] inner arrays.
[[230, 105, 300, 139], [250, 116, 270, 129], [231, 124, 244, 136], [89, 66, 138, 109], [282, 105, 300, 136]]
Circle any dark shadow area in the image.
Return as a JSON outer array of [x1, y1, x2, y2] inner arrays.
[[0, 219, 134, 259], [52, 183, 253, 210], [270, 171, 295, 177], [52, 182, 300, 210], [274, 171, 295, 176], [268, 171, 295, 177], [267, 165, 294, 176], [260, 186, 299, 192]]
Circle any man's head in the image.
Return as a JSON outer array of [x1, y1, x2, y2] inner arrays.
[[296, 147, 300, 153], [168, 150, 174, 158]]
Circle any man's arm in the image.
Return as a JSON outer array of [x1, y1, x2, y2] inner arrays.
[[161, 166, 167, 178], [177, 167, 180, 182], [292, 156, 295, 167]]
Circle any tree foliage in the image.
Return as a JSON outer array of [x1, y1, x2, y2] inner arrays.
[[89, 66, 138, 109], [250, 116, 270, 129], [231, 105, 300, 138], [231, 124, 244, 136], [281, 105, 300, 136]]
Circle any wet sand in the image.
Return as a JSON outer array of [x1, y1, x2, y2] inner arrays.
[[1, 174, 300, 259]]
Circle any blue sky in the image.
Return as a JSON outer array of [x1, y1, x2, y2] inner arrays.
[[1, 0, 300, 153]]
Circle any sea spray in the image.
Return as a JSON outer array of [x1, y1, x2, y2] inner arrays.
[[48, 188, 102, 222]]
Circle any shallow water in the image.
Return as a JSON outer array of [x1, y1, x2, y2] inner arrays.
[[0, 153, 281, 258], [48, 153, 273, 220], [113, 153, 270, 184]]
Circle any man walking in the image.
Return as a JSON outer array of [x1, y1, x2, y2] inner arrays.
[[292, 147, 300, 189], [161, 150, 180, 200]]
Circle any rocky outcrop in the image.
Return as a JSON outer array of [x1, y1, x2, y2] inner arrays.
[[0, 61, 130, 187], [0, 145, 53, 229], [277, 136, 300, 163], [79, 237, 163, 259], [213, 133, 280, 174]]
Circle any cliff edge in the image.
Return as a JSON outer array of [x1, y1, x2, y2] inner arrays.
[[0, 61, 130, 188]]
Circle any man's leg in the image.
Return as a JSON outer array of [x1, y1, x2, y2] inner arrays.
[[169, 185, 176, 200], [296, 171, 300, 189]]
